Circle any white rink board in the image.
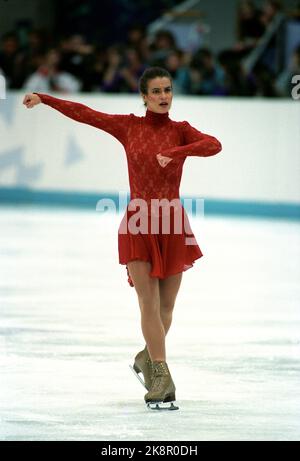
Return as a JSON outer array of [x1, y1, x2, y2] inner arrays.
[[1, 92, 300, 204]]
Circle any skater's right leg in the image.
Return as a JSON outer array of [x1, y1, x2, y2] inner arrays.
[[127, 260, 165, 362], [159, 272, 183, 336]]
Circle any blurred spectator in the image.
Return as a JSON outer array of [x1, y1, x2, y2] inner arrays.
[[249, 61, 277, 96], [119, 48, 147, 93], [165, 49, 191, 94], [126, 24, 150, 63], [59, 34, 94, 90], [189, 48, 225, 96], [2, 0, 297, 98], [218, 49, 255, 96], [54, 0, 92, 40], [260, 0, 283, 28], [84, 45, 106, 92], [259, 0, 284, 74], [0, 32, 20, 88], [234, 0, 265, 57], [148, 29, 177, 67], [23, 48, 82, 93], [275, 44, 300, 96], [126, 24, 146, 50], [100, 45, 124, 92], [13, 28, 50, 88], [288, 1, 300, 20]]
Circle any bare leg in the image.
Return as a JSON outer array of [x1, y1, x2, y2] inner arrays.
[[159, 272, 183, 336], [127, 260, 165, 362]]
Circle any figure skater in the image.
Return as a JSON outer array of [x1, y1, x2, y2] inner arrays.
[[23, 66, 222, 410]]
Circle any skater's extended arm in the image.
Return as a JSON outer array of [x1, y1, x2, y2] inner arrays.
[[23, 92, 130, 145], [160, 121, 222, 160]]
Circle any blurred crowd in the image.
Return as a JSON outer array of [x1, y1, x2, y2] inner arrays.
[[0, 0, 300, 97]]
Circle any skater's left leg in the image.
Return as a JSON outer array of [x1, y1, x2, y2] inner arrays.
[[144, 273, 182, 407], [159, 272, 183, 336]]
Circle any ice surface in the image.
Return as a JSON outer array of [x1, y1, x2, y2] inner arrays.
[[0, 205, 299, 441]]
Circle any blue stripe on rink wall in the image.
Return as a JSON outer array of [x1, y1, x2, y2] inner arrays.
[[0, 186, 300, 220]]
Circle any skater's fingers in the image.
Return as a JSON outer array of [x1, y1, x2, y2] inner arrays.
[[156, 153, 172, 168], [23, 98, 36, 109], [23, 94, 31, 104], [156, 154, 165, 167], [23, 93, 38, 107]]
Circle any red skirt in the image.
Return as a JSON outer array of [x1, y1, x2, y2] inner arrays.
[[118, 203, 203, 287]]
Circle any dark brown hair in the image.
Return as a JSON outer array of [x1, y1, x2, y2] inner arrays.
[[139, 66, 172, 96]]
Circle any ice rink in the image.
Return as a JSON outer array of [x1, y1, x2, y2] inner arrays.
[[0, 205, 299, 441]]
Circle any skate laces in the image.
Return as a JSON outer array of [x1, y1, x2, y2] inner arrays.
[[146, 359, 153, 373], [153, 361, 169, 376], [150, 363, 170, 392]]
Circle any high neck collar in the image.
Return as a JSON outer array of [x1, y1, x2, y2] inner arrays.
[[145, 109, 170, 125]]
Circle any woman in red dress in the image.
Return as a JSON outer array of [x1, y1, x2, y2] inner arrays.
[[23, 67, 222, 410]]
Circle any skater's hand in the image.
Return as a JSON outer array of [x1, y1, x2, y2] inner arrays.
[[156, 153, 172, 168], [23, 93, 41, 109]]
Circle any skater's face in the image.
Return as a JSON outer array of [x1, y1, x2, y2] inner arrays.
[[142, 77, 173, 113]]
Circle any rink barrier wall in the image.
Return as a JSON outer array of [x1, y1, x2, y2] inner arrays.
[[1, 91, 299, 219], [0, 187, 299, 220]]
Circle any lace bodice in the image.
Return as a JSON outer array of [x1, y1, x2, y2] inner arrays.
[[35, 93, 222, 208]]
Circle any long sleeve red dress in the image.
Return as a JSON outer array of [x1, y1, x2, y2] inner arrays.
[[34, 93, 222, 287]]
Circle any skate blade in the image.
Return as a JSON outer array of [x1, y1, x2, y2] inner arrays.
[[129, 364, 147, 389], [147, 401, 179, 411]]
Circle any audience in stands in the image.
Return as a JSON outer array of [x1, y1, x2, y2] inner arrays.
[[0, 0, 299, 97]]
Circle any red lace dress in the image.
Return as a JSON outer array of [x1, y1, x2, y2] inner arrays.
[[35, 93, 222, 287]]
